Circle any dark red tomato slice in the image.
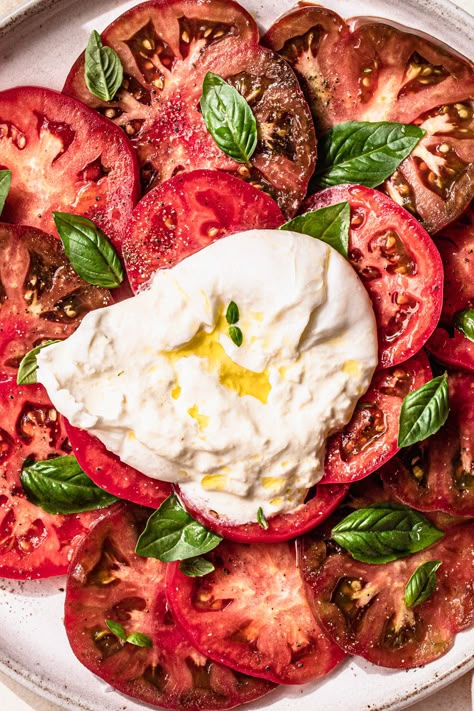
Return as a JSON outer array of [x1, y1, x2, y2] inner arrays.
[[426, 204, 474, 371], [65, 421, 171, 509], [65, 504, 276, 710], [323, 351, 432, 485], [300, 519, 474, 668], [303, 185, 443, 368], [0, 86, 139, 251], [0, 223, 112, 376], [177, 483, 348, 544], [263, 7, 474, 233], [63, 0, 316, 217], [0, 379, 114, 580], [123, 169, 284, 291], [381, 371, 474, 517], [166, 539, 345, 685]]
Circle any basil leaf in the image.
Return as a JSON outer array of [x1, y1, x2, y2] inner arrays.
[[85, 30, 123, 102], [20, 456, 118, 514], [454, 308, 474, 342], [0, 170, 12, 215], [398, 373, 449, 448], [126, 632, 153, 648], [281, 202, 350, 258], [17, 340, 61, 385], [179, 556, 215, 577], [229, 325, 243, 347], [53, 212, 123, 289], [200, 72, 257, 164], [312, 121, 425, 190], [331, 502, 444, 564], [105, 619, 127, 640], [226, 301, 239, 325], [135, 494, 222, 562], [405, 560, 442, 608], [257, 507, 269, 530]]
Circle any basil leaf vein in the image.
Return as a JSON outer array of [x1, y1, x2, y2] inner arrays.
[[405, 560, 442, 608], [179, 556, 215, 577], [398, 373, 449, 448], [454, 308, 474, 342], [17, 340, 61, 385], [85, 30, 123, 102], [281, 202, 350, 258], [0, 170, 12, 215]]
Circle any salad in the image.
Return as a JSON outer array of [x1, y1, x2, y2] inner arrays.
[[0, 0, 474, 709]]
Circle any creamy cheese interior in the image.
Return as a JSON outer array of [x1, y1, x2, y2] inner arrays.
[[37, 230, 378, 523]]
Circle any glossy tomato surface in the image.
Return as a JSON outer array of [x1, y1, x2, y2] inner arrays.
[[263, 7, 474, 233], [65, 504, 276, 709], [303, 185, 443, 368], [63, 0, 316, 217], [123, 169, 284, 290], [166, 539, 345, 685], [0, 86, 139, 251]]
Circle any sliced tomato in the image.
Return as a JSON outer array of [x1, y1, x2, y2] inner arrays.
[[302, 185, 443, 368], [323, 351, 432, 484], [263, 8, 474, 233], [166, 539, 345, 685], [0, 86, 139, 251], [65, 504, 276, 709], [63, 0, 316, 217], [123, 169, 284, 291], [65, 421, 171, 509], [381, 371, 474, 517], [426, 204, 474, 371]]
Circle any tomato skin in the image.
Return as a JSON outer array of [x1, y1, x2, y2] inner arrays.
[[302, 185, 444, 368]]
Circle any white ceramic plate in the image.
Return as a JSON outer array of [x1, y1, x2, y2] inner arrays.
[[0, 1, 474, 710]]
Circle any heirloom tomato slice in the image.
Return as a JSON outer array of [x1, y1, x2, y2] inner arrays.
[[0, 86, 139, 251], [166, 539, 345, 685], [65, 504, 276, 710], [303, 185, 443, 368], [123, 169, 284, 291], [63, 0, 316, 217], [263, 7, 474, 233]]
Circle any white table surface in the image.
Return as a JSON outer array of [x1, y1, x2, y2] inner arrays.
[[1, 0, 474, 709]]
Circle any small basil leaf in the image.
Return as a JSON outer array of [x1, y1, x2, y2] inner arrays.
[[135, 494, 222, 562], [312, 121, 425, 190], [454, 308, 474, 342], [20, 456, 118, 514], [126, 632, 153, 648], [398, 373, 449, 448], [0, 170, 12, 215], [17, 340, 61, 385], [200, 72, 257, 164], [229, 325, 243, 347], [405, 560, 442, 608], [281, 202, 350, 258], [226, 301, 239, 325], [85, 30, 123, 102], [53, 212, 123, 289], [179, 556, 215, 577], [257, 507, 269, 530], [331, 502, 444, 564], [105, 619, 127, 640]]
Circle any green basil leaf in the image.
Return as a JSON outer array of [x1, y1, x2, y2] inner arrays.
[[405, 560, 442, 608], [179, 556, 215, 577], [257, 507, 269, 530], [85, 30, 123, 102], [17, 340, 61, 385], [281, 202, 350, 258], [20, 456, 118, 514], [200, 72, 257, 164], [454, 308, 474, 342], [229, 325, 243, 347], [398, 373, 449, 448], [105, 619, 127, 640], [126, 632, 153, 648], [312, 121, 425, 190], [135, 494, 222, 562], [0, 170, 12, 215], [53, 212, 123, 289], [226, 301, 240, 325], [331, 502, 444, 564]]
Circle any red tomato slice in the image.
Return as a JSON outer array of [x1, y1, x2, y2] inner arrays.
[[123, 169, 284, 291], [263, 7, 474, 233], [177, 483, 348, 543], [0, 379, 114, 579], [0, 86, 139, 251], [65, 504, 276, 710], [426, 204, 474, 371], [65, 421, 171, 509], [323, 351, 432, 484], [302, 185, 444, 368], [63, 0, 316, 217], [166, 539, 345, 684], [381, 371, 474, 517]]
